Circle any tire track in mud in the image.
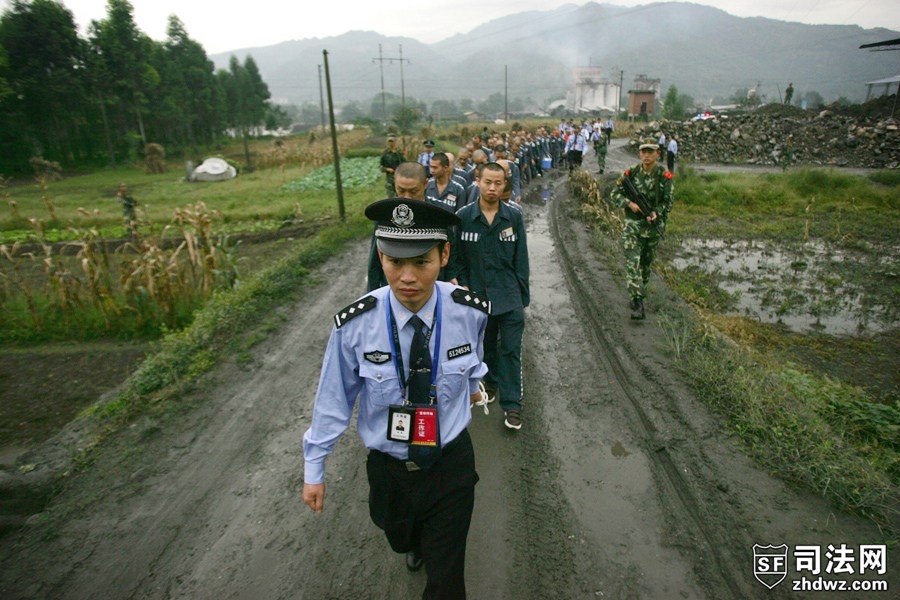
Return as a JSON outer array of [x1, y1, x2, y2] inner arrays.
[[546, 183, 751, 598], [511, 181, 704, 599]]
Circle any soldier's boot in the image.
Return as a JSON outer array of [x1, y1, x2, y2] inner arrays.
[[630, 298, 645, 320]]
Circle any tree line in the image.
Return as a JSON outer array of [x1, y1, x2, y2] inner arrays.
[[0, 0, 279, 175]]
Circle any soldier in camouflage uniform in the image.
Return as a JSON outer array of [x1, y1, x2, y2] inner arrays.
[[380, 136, 406, 197], [609, 139, 674, 319], [592, 128, 607, 174]]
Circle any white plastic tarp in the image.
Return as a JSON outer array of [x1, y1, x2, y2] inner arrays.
[[191, 157, 236, 182]]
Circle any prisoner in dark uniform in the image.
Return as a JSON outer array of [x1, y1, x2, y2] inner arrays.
[[450, 162, 529, 430]]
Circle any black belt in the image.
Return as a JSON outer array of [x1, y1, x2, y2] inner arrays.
[[378, 429, 468, 472]]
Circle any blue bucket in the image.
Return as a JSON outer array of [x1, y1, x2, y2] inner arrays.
[[541, 156, 552, 169]]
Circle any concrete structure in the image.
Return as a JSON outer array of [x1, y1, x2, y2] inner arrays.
[[567, 66, 621, 114]]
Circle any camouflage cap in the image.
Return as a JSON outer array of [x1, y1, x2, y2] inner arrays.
[[639, 138, 659, 151]]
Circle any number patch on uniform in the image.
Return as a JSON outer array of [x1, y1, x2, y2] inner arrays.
[[447, 343, 472, 359], [500, 227, 516, 241]]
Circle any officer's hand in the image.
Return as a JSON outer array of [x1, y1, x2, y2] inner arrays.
[[647, 211, 659, 224], [628, 201, 642, 215], [302, 483, 325, 513]]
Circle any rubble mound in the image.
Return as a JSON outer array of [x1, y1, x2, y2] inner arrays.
[[635, 96, 899, 169]]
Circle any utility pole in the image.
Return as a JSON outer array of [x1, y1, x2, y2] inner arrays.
[[399, 44, 407, 108], [504, 65, 508, 124], [317, 64, 326, 134], [372, 44, 410, 117], [618, 68, 624, 118], [373, 44, 387, 123], [323, 50, 345, 221]]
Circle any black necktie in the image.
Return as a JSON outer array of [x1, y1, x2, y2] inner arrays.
[[407, 315, 441, 470], [407, 315, 431, 403]]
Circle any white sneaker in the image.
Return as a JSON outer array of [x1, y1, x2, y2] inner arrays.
[[504, 410, 522, 430]]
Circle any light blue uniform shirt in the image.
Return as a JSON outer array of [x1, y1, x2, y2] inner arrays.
[[303, 281, 488, 484], [565, 132, 588, 153]]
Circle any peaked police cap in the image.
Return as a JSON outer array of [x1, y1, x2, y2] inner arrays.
[[365, 198, 460, 259]]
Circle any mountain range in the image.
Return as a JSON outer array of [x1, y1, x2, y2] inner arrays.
[[209, 2, 899, 111]]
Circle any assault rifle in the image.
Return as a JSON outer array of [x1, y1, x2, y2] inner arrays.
[[619, 174, 663, 236]]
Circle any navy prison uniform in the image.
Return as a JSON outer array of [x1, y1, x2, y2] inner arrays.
[[450, 201, 530, 413]]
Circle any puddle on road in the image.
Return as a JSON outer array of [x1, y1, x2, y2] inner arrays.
[[670, 238, 897, 335], [523, 181, 555, 206], [611, 440, 631, 458], [525, 202, 571, 309]]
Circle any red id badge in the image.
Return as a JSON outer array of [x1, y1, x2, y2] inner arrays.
[[411, 406, 439, 446]]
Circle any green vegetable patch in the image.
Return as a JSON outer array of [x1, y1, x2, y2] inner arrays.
[[282, 157, 381, 192]]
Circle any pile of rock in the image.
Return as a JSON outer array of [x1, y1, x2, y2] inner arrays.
[[633, 102, 899, 169]]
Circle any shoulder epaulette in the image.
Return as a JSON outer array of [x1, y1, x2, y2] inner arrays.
[[664, 170, 673, 180], [334, 295, 377, 328], [452, 288, 491, 315]]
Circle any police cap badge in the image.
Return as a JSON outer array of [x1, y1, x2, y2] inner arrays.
[[365, 198, 460, 259]]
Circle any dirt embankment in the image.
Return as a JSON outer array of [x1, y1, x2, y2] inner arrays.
[[0, 150, 896, 599], [633, 100, 900, 168]]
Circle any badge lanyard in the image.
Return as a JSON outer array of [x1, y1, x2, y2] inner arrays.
[[386, 292, 442, 405]]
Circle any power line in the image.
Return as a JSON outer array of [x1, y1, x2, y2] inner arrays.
[[372, 44, 410, 121]]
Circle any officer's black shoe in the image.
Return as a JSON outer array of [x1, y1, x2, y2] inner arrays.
[[630, 298, 645, 320], [406, 550, 424, 572]]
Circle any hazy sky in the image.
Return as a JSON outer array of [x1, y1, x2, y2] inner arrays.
[[2, 0, 897, 54]]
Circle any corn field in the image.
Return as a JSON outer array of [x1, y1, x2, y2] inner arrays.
[[255, 129, 370, 171], [567, 169, 623, 233], [0, 201, 240, 342], [0, 130, 382, 342]]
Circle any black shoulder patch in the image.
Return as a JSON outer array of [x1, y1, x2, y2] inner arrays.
[[451, 288, 491, 315], [334, 295, 377, 328]]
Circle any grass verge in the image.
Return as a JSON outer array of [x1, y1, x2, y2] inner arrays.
[[85, 214, 370, 428], [570, 168, 899, 539]]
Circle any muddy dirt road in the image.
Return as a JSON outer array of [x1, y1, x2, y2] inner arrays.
[[0, 145, 894, 599]]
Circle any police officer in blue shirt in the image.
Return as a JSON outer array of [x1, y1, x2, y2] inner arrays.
[[417, 139, 435, 178], [303, 198, 490, 600], [564, 127, 588, 171], [450, 162, 529, 430]]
